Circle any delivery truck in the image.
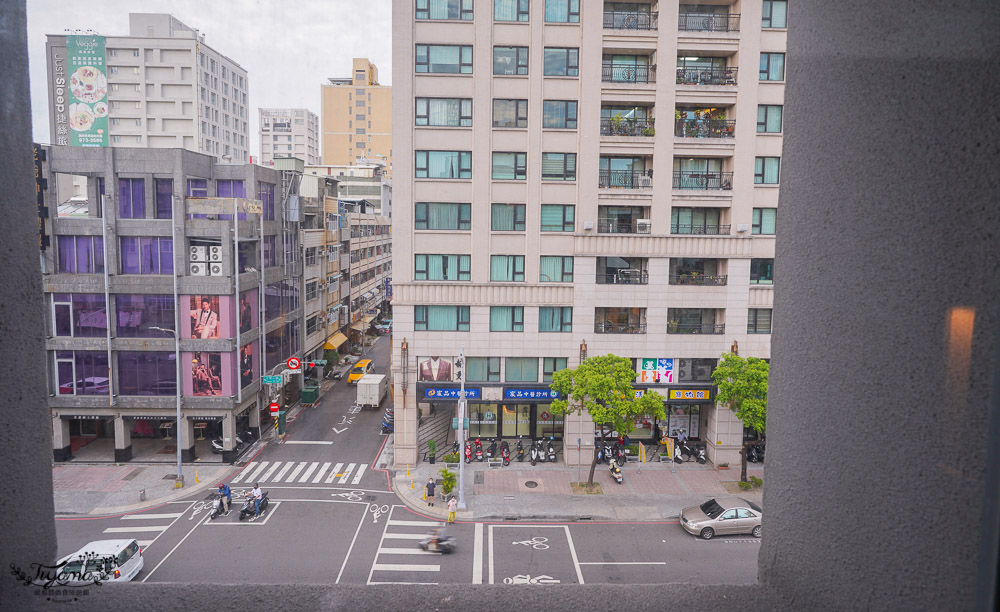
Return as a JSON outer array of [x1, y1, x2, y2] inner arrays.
[[356, 374, 388, 409]]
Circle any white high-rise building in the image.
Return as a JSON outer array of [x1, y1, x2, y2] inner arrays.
[[259, 108, 320, 166]]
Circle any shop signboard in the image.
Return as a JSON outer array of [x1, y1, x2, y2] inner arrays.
[[504, 388, 560, 400], [423, 387, 481, 400], [668, 388, 711, 401], [66, 35, 109, 147]]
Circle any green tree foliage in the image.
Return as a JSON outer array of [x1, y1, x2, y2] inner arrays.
[[550, 354, 666, 485], [711, 353, 769, 481]]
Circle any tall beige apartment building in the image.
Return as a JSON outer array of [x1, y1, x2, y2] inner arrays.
[[391, 0, 785, 467], [321, 58, 392, 172]]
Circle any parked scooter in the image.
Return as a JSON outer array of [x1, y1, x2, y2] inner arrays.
[[515, 437, 525, 462], [486, 438, 498, 460], [238, 490, 269, 521], [611, 442, 626, 467], [529, 439, 539, 465], [609, 462, 623, 485], [500, 441, 511, 466], [474, 438, 484, 462], [464, 440, 473, 464], [747, 440, 765, 463], [417, 528, 456, 554], [535, 440, 547, 463], [211, 433, 246, 454], [547, 437, 557, 463], [597, 440, 613, 464]]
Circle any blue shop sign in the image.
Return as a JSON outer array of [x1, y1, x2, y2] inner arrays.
[[424, 387, 481, 399], [504, 388, 560, 400]]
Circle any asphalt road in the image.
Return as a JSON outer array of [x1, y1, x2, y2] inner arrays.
[[54, 335, 760, 585]]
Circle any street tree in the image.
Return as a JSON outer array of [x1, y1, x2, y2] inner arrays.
[[711, 353, 769, 482], [550, 354, 666, 487]]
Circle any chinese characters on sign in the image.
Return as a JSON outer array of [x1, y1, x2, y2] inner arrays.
[[668, 389, 711, 401], [423, 388, 481, 399], [34, 145, 49, 250], [66, 35, 109, 147], [503, 389, 560, 399]]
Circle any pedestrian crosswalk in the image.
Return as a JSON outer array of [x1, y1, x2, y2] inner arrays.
[[230, 460, 371, 485], [102, 511, 183, 548], [368, 507, 446, 585]]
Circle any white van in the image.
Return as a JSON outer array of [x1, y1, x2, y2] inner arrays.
[[54, 539, 143, 584]]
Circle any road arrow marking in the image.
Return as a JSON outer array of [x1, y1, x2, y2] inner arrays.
[[332, 427, 348, 434]]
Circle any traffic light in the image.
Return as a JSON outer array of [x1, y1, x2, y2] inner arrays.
[[308, 362, 316, 368]]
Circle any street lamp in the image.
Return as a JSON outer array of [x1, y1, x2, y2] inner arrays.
[[149, 326, 183, 487], [456, 345, 468, 510]]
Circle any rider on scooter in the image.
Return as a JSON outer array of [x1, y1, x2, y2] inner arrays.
[[217, 483, 231, 515], [250, 482, 263, 517]]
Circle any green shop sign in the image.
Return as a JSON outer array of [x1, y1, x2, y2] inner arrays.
[[66, 35, 109, 147]]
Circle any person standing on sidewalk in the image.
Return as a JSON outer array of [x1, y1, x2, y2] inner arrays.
[[425, 477, 436, 507], [447, 495, 458, 523]]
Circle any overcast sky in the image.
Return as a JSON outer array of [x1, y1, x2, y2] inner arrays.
[[27, 0, 392, 157]]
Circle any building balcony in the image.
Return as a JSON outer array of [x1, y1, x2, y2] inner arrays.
[[667, 323, 726, 334], [669, 274, 728, 286], [596, 271, 649, 285], [595, 322, 647, 334], [602, 63, 656, 84], [598, 218, 651, 234], [677, 12, 741, 32], [674, 119, 736, 138], [671, 224, 731, 235], [672, 171, 733, 190], [599, 169, 653, 189], [600, 118, 656, 137], [676, 67, 738, 86], [603, 11, 658, 30]]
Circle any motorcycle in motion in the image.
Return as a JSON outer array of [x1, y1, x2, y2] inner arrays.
[[417, 527, 456, 554], [238, 490, 269, 521], [500, 441, 511, 466]]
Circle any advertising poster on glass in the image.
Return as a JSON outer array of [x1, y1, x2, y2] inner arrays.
[[183, 352, 235, 397], [240, 342, 257, 389], [238, 289, 258, 334], [188, 295, 224, 339], [667, 406, 701, 438], [66, 35, 108, 147], [638, 358, 674, 383], [417, 356, 454, 381]]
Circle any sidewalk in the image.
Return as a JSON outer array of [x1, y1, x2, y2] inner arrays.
[[394, 458, 765, 522]]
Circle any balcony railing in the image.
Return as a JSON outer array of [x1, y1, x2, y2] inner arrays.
[[595, 322, 648, 334], [599, 169, 653, 189], [677, 12, 741, 32], [602, 63, 656, 84], [674, 119, 736, 138], [672, 171, 733, 190], [671, 224, 731, 235], [667, 323, 726, 334], [676, 67, 738, 86], [600, 117, 656, 137], [597, 271, 649, 285], [604, 10, 658, 30], [598, 218, 652, 234], [669, 274, 728, 286]]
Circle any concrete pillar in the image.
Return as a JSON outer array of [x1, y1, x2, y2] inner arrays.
[[180, 417, 196, 462], [248, 400, 260, 429], [394, 384, 417, 466], [52, 417, 71, 462], [221, 416, 237, 464], [113, 416, 132, 463]]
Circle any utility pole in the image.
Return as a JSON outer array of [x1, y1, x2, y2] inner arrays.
[[456, 345, 467, 510]]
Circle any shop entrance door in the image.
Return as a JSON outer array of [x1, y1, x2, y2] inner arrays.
[[500, 404, 532, 438]]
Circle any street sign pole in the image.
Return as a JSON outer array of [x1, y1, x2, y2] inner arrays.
[[457, 345, 467, 511]]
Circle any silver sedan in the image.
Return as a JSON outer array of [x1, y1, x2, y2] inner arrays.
[[680, 496, 763, 540]]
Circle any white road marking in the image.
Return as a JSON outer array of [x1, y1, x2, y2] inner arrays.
[[283, 440, 334, 445], [243, 461, 270, 483], [325, 463, 344, 484], [488, 524, 495, 584], [311, 462, 332, 483], [298, 462, 319, 483], [564, 526, 585, 585], [130, 502, 193, 553], [336, 502, 369, 584], [230, 462, 256, 483], [351, 463, 368, 484], [338, 463, 357, 484], [577, 562, 667, 565], [141, 505, 207, 582], [376, 548, 438, 556], [285, 462, 308, 483], [371, 564, 441, 572], [136, 540, 154, 547], [382, 533, 427, 540], [367, 504, 395, 585], [120, 513, 182, 520], [258, 462, 281, 483], [473, 522, 484, 584], [103, 526, 168, 533], [368, 581, 439, 585], [202, 502, 281, 525], [332, 427, 348, 434], [387, 519, 441, 527], [272, 462, 294, 482]]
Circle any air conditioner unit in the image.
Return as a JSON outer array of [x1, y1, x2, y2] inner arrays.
[[189, 262, 208, 276], [678, 369, 688, 380], [693, 365, 711, 380], [190, 246, 207, 261], [737, 224, 750, 233], [208, 263, 224, 276], [583, 221, 594, 231], [635, 219, 652, 233], [209, 246, 223, 261], [637, 174, 652, 188]]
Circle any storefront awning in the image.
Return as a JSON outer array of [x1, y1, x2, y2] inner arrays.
[[361, 315, 375, 324], [350, 321, 367, 331], [324, 332, 348, 350]]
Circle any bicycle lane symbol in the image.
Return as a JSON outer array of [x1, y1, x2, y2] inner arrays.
[[512, 536, 549, 549], [490, 525, 583, 584]]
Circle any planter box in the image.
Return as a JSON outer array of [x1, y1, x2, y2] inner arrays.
[[626, 455, 640, 463], [445, 463, 460, 470], [487, 458, 504, 469], [718, 466, 730, 470]]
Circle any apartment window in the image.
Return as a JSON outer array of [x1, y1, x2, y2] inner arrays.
[[114, 295, 176, 338], [305, 281, 319, 302], [57, 236, 105, 273], [750, 258, 774, 285], [747, 308, 773, 334], [416, 150, 472, 178], [494, 46, 529, 75], [216, 179, 246, 198], [490, 255, 525, 282], [261, 236, 277, 268], [414, 305, 471, 331], [187, 178, 208, 197], [491, 204, 526, 231], [490, 306, 524, 332], [762, 0, 787, 28], [492, 152, 527, 180], [757, 105, 783, 133], [154, 179, 173, 220], [543, 357, 568, 382], [545, 0, 579, 22], [671, 208, 723, 234], [540, 256, 574, 282], [117, 178, 145, 219], [760, 53, 786, 81], [505, 357, 538, 382], [544, 48, 579, 76], [540, 204, 575, 232], [119, 237, 173, 275], [539, 307, 573, 332], [304, 247, 318, 266], [493, 99, 528, 128], [495, 0, 530, 21], [108, 49, 117, 57], [51, 294, 107, 338], [754, 157, 781, 184], [415, 202, 471, 230], [414, 254, 472, 281], [467, 357, 501, 382], [542, 100, 578, 128], [415, 44, 473, 74], [109, 66, 118, 75], [752, 208, 777, 235], [54, 351, 109, 396], [112, 136, 121, 143], [415, 98, 472, 126], [541, 152, 577, 181], [117, 352, 176, 396]]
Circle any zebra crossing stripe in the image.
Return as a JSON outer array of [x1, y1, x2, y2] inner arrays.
[[312, 462, 332, 483], [351, 463, 368, 484], [273, 462, 294, 482], [325, 463, 344, 484], [338, 463, 357, 484], [258, 462, 281, 483], [244, 461, 270, 484], [285, 462, 308, 482], [298, 462, 319, 483], [230, 461, 256, 484]]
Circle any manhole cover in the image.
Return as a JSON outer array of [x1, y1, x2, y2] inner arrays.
[[524, 481, 538, 488]]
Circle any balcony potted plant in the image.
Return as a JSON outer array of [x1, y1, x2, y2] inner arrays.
[[609, 112, 625, 135], [668, 319, 679, 333]]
